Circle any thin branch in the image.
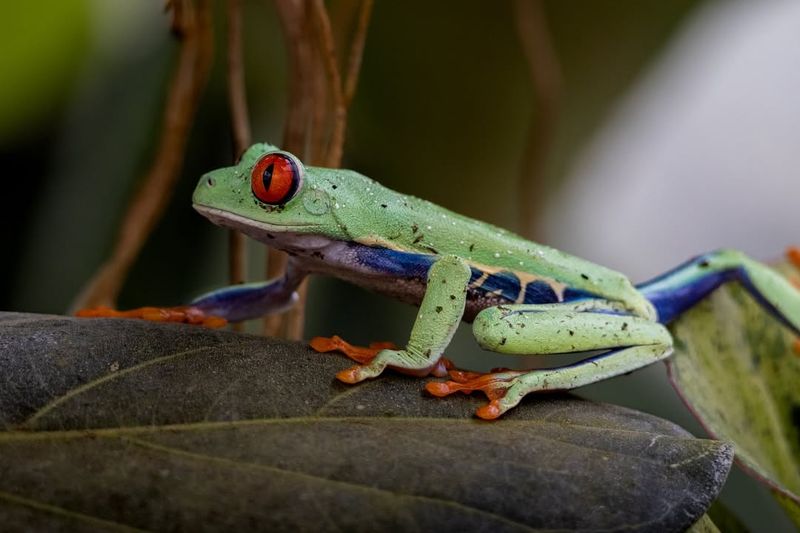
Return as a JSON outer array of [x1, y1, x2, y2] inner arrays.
[[71, 0, 213, 310], [267, 0, 309, 338], [513, 0, 562, 239], [342, 0, 373, 109], [309, 0, 345, 166], [226, 0, 252, 331], [269, 0, 373, 340], [273, 0, 311, 155], [227, 0, 252, 158]]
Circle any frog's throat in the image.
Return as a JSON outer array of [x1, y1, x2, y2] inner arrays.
[[193, 204, 322, 242]]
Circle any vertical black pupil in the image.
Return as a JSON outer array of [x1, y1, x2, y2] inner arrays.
[[262, 162, 275, 190]]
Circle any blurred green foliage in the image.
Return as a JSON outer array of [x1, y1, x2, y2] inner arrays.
[[0, 0, 91, 143]]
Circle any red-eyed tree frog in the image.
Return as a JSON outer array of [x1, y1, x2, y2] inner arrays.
[[81, 144, 800, 420]]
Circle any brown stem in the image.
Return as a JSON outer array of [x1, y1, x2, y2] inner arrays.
[[71, 0, 213, 310], [513, 0, 562, 239], [226, 0, 252, 331], [267, 0, 309, 337], [227, 0, 252, 158], [309, 0, 345, 166], [342, 0, 373, 109], [270, 0, 373, 339]]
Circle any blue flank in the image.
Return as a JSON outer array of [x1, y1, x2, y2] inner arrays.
[[354, 245, 798, 333], [354, 245, 559, 304]]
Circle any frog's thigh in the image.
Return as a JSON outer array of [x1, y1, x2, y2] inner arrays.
[[472, 303, 672, 355], [470, 305, 673, 417]]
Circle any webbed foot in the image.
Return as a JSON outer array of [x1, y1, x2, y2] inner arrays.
[[425, 370, 527, 420], [76, 305, 227, 328], [309, 335, 398, 364], [309, 336, 454, 380]]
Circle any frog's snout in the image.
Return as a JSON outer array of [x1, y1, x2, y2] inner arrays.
[[193, 171, 219, 206]]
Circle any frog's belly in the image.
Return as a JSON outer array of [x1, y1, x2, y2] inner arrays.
[[321, 270, 514, 322], [298, 241, 560, 322]]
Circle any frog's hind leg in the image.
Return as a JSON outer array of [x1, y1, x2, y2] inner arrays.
[[427, 302, 673, 419], [639, 248, 800, 336]]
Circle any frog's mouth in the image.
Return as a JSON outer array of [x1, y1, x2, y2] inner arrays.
[[193, 204, 320, 240]]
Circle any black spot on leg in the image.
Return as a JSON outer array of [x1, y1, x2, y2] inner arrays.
[[500, 337, 507, 346], [469, 243, 475, 252], [569, 330, 574, 336], [331, 184, 338, 189], [699, 260, 710, 268], [266, 233, 276, 239], [413, 234, 424, 244], [380, 203, 388, 208], [412, 223, 419, 233], [581, 273, 589, 280], [450, 295, 456, 300], [622, 322, 628, 331], [435, 306, 443, 313]]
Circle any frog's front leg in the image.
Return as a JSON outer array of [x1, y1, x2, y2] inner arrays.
[[336, 255, 471, 383], [79, 260, 307, 326], [190, 260, 306, 322], [428, 301, 673, 419]]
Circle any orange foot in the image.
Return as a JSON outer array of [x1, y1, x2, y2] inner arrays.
[[426, 368, 526, 420], [794, 338, 800, 357], [76, 306, 227, 328], [309, 335, 454, 379]]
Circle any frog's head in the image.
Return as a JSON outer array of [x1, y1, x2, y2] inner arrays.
[[193, 143, 350, 246]]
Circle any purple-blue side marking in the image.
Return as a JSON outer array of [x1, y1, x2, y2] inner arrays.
[[353, 245, 559, 304], [354, 243, 434, 278]]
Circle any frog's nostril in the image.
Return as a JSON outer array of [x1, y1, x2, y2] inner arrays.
[[206, 176, 215, 187]]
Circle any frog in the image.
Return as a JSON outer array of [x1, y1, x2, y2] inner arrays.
[[81, 143, 800, 419]]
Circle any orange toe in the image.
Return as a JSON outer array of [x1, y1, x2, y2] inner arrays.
[[447, 369, 485, 383], [793, 338, 800, 356], [425, 381, 457, 397], [335, 366, 362, 384], [76, 305, 226, 328], [310, 335, 388, 364], [475, 400, 503, 420]]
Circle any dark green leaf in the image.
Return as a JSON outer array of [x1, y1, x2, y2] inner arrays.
[[0, 312, 731, 531]]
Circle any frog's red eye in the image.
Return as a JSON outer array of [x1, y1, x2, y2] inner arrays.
[[251, 153, 302, 205]]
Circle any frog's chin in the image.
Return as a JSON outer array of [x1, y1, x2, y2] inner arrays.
[[193, 204, 326, 247]]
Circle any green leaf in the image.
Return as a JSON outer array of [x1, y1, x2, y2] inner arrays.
[[687, 514, 720, 533], [0, 312, 731, 531], [668, 261, 800, 524]]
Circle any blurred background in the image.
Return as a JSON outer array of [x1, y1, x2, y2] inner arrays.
[[2, 0, 798, 529]]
